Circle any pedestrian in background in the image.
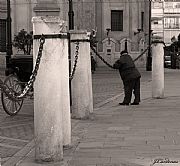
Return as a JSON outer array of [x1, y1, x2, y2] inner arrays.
[[91, 55, 96, 74], [113, 50, 141, 105]]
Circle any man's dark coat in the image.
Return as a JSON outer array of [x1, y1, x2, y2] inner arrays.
[[113, 54, 141, 82]]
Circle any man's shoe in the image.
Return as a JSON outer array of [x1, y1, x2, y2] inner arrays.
[[119, 102, 129, 105], [131, 102, 139, 105]]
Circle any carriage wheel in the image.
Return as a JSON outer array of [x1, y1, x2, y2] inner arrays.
[[1, 74, 24, 116]]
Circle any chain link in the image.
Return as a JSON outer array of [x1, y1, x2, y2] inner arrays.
[[69, 42, 79, 80], [0, 35, 45, 101]]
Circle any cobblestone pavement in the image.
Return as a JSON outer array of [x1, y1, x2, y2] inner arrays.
[[0, 66, 153, 165], [0, 66, 126, 165], [0, 99, 34, 165], [92, 66, 151, 106], [13, 68, 180, 166], [92, 67, 123, 106]]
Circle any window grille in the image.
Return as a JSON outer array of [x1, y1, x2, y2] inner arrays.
[[111, 10, 123, 31]]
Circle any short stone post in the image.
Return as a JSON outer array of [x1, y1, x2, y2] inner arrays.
[[152, 40, 164, 98], [32, 16, 71, 162], [71, 30, 93, 119]]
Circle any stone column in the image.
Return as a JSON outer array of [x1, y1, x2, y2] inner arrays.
[[71, 30, 93, 119], [32, 16, 70, 162], [152, 41, 164, 98]]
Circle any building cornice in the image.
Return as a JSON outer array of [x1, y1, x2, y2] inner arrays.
[[33, 3, 60, 12], [0, 3, 6, 12], [33, 8, 60, 12]]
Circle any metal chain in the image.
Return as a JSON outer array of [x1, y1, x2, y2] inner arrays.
[[17, 36, 45, 99], [90, 43, 149, 68], [69, 42, 79, 80], [133, 46, 149, 62], [90, 44, 114, 69], [0, 35, 45, 101]]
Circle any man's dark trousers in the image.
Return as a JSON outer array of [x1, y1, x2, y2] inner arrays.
[[123, 77, 140, 104]]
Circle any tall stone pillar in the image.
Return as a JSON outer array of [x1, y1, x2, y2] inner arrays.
[[71, 30, 93, 119], [32, 16, 70, 162], [152, 41, 164, 98]]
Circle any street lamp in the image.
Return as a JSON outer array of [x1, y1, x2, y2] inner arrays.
[[146, 0, 152, 71], [134, 28, 142, 36], [125, 38, 128, 52], [6, 0, 12, 73], [6, 0, 12, 70], [68, 0, 74, 30], [68, 0, 74, 107], [106, 28, 111, 45]]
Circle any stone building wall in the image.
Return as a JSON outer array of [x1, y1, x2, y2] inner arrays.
[[95, 0, 149, 67], [0, 0, 149, 68]]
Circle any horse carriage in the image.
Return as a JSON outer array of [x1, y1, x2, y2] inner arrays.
[[1, 55, 33, 116]]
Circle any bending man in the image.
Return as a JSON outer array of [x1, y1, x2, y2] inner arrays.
[[113, 50, 141, 105]]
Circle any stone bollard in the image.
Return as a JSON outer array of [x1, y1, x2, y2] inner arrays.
[[32, 16, 71, 162], [71, 30, 93, 119], [152, 41, 164, 98]]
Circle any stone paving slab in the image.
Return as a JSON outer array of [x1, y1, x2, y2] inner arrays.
[[0, 95, 34, 165]]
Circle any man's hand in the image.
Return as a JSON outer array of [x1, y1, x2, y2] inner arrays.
[[113, 60, 121, 69]]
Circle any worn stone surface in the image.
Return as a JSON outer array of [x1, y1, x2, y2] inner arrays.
[[2, 68, 180, 166]]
